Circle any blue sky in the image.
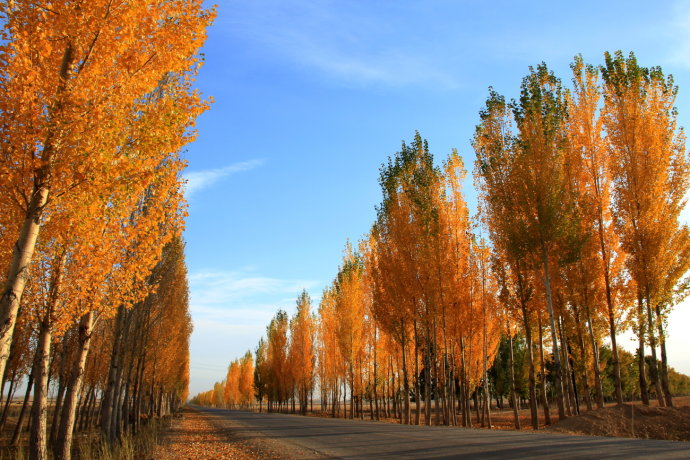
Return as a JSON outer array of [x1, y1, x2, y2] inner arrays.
[[184, 0, 690, 396]]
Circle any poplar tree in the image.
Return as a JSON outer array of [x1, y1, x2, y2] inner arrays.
[[254, 338, 268, 411], [602, 51, 690, 407], [289, 291, 315, 415], [474, 90, 540, 428], [567, 56, 627, 405], [372, 132, 440, 425], [509, 64, 582, 420], [334, 245, 367, 419]]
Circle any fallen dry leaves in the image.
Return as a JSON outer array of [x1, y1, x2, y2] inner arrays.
[[150, 408, 261, 460]]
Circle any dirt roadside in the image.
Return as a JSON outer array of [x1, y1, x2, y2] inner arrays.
[[150, 408, 263, 459], [150, 406, 322, 459], [545, 398, 690, 441]]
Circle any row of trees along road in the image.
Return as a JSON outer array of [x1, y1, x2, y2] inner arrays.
[[0, 2, 214, 459], [193, 52, 690, 431]]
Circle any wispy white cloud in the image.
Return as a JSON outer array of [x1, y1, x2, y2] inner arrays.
[[218, 0, 460, 88], [293, 44, 459, 89], [189, 269, 318, 309], [183, 159, 264, 198]]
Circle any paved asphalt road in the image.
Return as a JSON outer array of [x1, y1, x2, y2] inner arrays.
[[192, 405, 690, 459]]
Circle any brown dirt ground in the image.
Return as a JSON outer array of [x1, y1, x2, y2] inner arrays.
[[545, 396, 690, 442]]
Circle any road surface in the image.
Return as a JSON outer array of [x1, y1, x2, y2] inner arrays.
[[191, 406, 690, 459]]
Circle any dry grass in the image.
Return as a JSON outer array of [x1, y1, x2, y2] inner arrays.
[[0, 415, 170, 459], [76, 418, 168, 460]]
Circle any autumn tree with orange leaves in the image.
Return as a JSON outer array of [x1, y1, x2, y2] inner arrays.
[[566, 56, 627, 406], [289, 291, 316, 415], [0, 0, 213, 389], [0, 1, 213, 458], [474, 90, 543, 429], [316, 287, 346, 417], [602, 51, 690, 408]]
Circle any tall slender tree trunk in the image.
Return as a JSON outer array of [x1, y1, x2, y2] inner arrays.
[[473, 390, 480, 425], [101, 305, 125, 441], [121, 380, 131, 434], [440, 304, 451, 426], [401, 322, 411, 425], [597, 212, 624, 404], [349, 368, 354, 419], [157, 385, 164, 417], [11, 368, 34, 446], [572, 304, 592, 411], [79, 386, 92, 429], [373, 327, 380, 421], [424, 338, 431, 426], [413, 320, 420, 426], [441, 354, 449, 426], [584, 303, 605, 409], [508, 333, 520, 430], [433, 352, 441, 426], [460, 337, 471, 427], [520, 301, 539, 430], [330, 384, 336, 418], [558, 319, 576, 416], [541, 246, 566, 420], [0, 365, 7, 408], [430, 325, 438, 426], [29, 318, 52, 460], [88, 387, 99, 429], [0, 44, 73, 386], [112, 310, 132, 440], [133, 348, 147, 433], [568, 348, 580, 415], [644, 291, 664, 407], [447, 352, 455, 426], [49, 378, 66, 447], [76, 385, 92, 431], [537, 313, 551, 425], [30, 249, 67, 460], [655, 305, 673, 407], [0, 369, 17, 431], [637, 295, 649, 405], [88, 388, 99, 428], [482, 293, 491, 429], [49, 334, 71, 446], [392, 363, 397, 420], [56, 311, 94, 460], [0, 187, 50, 392]]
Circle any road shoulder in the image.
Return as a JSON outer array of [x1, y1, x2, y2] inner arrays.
[[160, 406, 327, 459], [151, 407, 262, 459]]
